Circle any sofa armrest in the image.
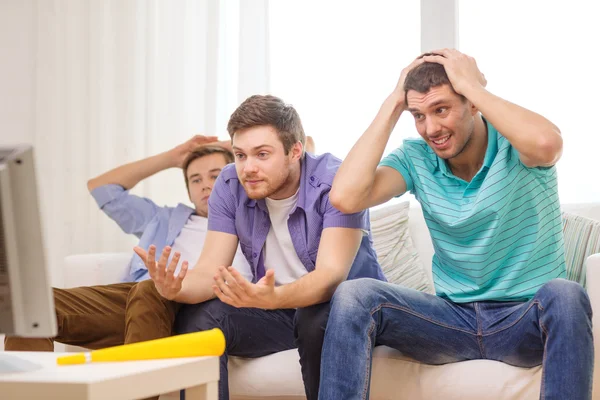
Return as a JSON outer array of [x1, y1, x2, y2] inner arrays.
[[62, 253, 133, 288], [585, 253, 600, 399]]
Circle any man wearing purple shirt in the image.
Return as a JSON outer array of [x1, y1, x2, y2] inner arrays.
[[136, 95, 385, 400]]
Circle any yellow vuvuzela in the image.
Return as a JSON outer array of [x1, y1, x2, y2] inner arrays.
[[57, 328, 225, 366]]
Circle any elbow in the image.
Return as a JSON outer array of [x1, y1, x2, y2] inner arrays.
[[87, 178, 98, 193], [329, 186, 362, 214], [537, 133, 563, 165]]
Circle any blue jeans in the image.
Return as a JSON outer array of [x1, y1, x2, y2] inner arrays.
[[175, 299, 330, 400], [318, 278, 593, 400]]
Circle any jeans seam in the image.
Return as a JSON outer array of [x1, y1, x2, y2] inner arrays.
[[361, 319, 376, 400], [540, 340, 548, 399], [481, 301, 542, 337], [474, 303, 486, 358], [538, 301, 548, 399], [540, 323, 548, 399], [372, 303, 477, 336], [537, 302, 549, 337]]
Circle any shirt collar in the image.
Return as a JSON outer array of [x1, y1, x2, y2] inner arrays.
[[482, 117, 498, 169]]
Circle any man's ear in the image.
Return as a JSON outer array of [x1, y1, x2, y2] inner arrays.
[[469, 101, 479, 116], [290, 141, 304, 161]]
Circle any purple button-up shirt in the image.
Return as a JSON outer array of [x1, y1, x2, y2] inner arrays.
[[207, 152, 386, 283]]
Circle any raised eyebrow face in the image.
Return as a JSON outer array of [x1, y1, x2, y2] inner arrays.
[[408, 99, 452, 114]]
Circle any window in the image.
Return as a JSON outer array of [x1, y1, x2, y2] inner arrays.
[[269, 0, 421, 160], [459, 0, 600, 202]]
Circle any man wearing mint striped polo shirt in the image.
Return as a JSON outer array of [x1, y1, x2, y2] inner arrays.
[[319, 49, 593, 400]]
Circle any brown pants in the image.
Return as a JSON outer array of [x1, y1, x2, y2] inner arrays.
[[4, 280, 180, 351]]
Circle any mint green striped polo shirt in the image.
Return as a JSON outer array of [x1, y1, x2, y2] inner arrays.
[[380, 120, 566, 303]]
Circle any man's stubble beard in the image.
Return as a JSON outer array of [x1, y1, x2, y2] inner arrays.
[[244, 161, 291, 200]]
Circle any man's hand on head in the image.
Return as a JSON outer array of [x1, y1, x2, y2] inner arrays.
[[393, 56, 427, 106], [133, 245, 188, 300], [212, 267, 279, 310], [215, 139, 233, 153], [421, 49, 487, 96], [170, 135, 219, 168]]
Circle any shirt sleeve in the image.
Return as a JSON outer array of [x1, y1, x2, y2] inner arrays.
[[378, 146, 414, 193], [207, 174, 238, 235], [90, 184, 162, 238], [322, 192, 370, 230], [510, 144, 557, 177]]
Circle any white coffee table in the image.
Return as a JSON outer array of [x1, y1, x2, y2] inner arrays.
[[0, 351, 218, 399]]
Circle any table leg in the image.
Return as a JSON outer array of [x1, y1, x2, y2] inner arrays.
[[184, 381, 218, 400]]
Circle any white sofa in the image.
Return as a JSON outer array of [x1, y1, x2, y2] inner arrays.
[[56, 203, 600, 399]]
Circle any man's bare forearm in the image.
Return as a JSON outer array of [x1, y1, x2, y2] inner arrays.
[[464, 86, 562, 167], [272, 268, 345, 309], [330, 92, 405, 210], [87, 151, 176, 192], [173, 270, 217, 304]]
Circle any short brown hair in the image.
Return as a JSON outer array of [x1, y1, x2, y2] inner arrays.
[[182, 145, 234, 190], [403, 53, 464, 103], [227, 95, 305, 155]]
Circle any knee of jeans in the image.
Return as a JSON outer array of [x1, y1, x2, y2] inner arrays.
[[175, 299, 230, 335], [331, 278, 380, 313], [538, 278, 592, 319]]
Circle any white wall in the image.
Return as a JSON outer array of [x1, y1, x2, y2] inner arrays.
[[0, 0, 268, 287], [0, 0, 36, 146]]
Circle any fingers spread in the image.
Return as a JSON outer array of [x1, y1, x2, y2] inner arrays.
[[168, 261, 187, 298], [227, 267, 251, 288], [133, 246, 147, 260], [176, 261, 188, 282], [213, 285, 235, 306], [164, 252, 180, 286], [156, 246, 172, 282], [214, 267, 242, 302], [148, 246, 159, 278]]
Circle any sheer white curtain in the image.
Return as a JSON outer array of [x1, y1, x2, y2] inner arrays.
[[459, 0, 600, 203], [269, 0, 421, 160], [0, 0, 269, 285]]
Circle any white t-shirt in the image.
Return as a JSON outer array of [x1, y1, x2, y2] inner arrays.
[[170, 215, 253, 282], [264, 191, 308, 286]]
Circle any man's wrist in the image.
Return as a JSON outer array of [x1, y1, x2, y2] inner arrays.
[[460, 83, 487, 105], [386, 91, 407, 114], [159, 149, 180, 169], [389, 90, 405, 106], [268, 287, 283, 309]]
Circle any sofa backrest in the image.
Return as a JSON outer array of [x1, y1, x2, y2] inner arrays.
[[561, 203, 600, 221]]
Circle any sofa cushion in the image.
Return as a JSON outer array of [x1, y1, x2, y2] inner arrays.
[[562, 212, 600, 287], [228, 347, 541, 400], [370, 202, 433, 293]]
